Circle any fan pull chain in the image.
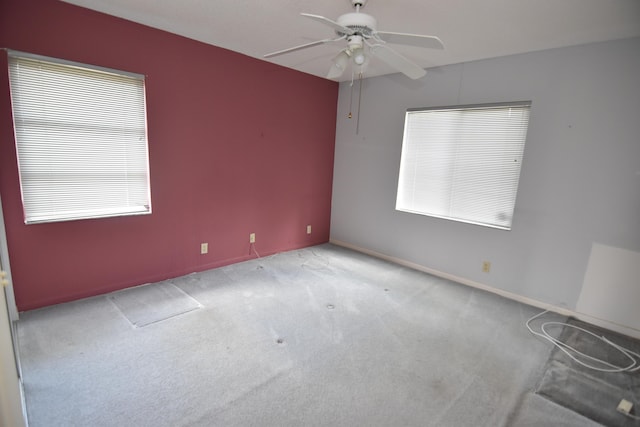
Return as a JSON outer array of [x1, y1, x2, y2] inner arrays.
[[348, 71, 355, 119], [356, 72, 363, 134]]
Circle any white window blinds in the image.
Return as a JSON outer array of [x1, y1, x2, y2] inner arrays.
[[8, 52, 151, 224], [396, 102, 531, 230]]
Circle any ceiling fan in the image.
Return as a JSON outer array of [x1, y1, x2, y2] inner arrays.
[[264, 0, 444, 80]]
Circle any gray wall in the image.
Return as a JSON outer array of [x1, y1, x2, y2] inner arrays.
[[330, 37, 640, 327]]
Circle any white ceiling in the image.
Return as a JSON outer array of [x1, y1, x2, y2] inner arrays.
[[61, 0, 640, 82]]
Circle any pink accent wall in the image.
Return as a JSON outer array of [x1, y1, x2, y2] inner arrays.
[[0, 0, 338, 310]]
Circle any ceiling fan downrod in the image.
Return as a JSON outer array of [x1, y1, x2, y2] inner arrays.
[[351, 0, 367, 11]]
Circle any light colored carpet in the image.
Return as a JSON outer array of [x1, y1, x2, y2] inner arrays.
[[17, 244, 604, 426]]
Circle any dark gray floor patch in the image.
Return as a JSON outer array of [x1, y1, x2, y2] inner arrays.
[[536, 318, 640, 426], [108, 281, 201, 327]]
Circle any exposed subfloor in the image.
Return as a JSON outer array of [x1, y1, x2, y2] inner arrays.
[[17, 244, 609, 426]]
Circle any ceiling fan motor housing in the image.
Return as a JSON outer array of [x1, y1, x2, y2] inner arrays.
[[336, 12, 377, 37]]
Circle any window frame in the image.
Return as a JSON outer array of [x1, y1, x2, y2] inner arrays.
[[395, 101, 531, 230], [7, 50, 152, 224]]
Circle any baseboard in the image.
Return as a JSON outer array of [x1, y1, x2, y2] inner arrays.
[[330, 239, 640, 340]]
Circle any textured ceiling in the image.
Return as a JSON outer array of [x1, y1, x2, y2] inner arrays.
[[60, 0, 640, 81]]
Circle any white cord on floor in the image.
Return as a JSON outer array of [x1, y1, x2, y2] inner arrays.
[[621, 411, 640, 420], [526, 310, 640, 373], [528, 310, 640, 421], [251, 242, 260, 258]]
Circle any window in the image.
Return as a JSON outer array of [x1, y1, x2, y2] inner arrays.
[[7, 51, 151, 224], [396, 102, 531, 230]]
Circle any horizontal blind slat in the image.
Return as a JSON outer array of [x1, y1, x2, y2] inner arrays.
[[8, 54, 152, 224], [396, 103, 530, 230]]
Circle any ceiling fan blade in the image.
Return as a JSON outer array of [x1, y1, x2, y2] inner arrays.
[[301, 13, 355, 36], [370, 44, 426, 80], [375, 31, 444, 50], [327, 50, 351, 79], [264, 38, 335, 58]]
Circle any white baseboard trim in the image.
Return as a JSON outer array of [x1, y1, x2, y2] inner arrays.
[[330, 239, 640, 340]]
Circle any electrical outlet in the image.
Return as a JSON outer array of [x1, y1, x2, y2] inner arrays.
[[482, 261, 491, 273], [200, 243, 208, 254], [249, 233, 255, 243], [306, 225, 312, 234]]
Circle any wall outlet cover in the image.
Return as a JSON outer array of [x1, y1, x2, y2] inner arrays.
[[482, 261, 491, 273]]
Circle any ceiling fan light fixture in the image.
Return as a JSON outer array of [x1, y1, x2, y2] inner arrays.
[[352, 48, 366, 65], [333, 50, 351, 70], [346, 35, 366, 66]]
